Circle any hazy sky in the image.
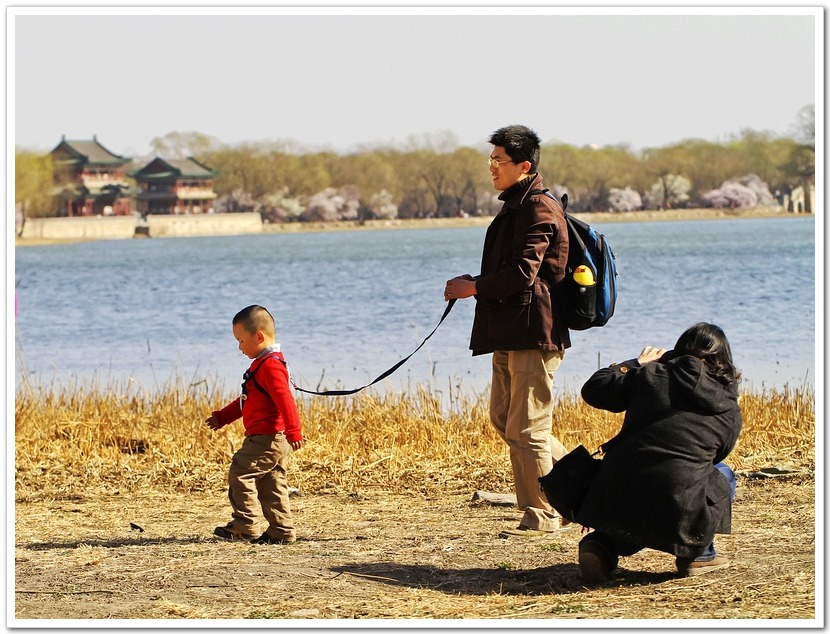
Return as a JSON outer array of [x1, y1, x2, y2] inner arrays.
[[10, 7, 820, 157]]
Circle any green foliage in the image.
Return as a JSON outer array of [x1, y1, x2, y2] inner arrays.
[[16, 111, 815, 218], [200, 132, 813, 214], [15, 150, 54, 219]]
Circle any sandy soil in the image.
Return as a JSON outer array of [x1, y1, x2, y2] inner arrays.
[[13, 470, 815, 624]]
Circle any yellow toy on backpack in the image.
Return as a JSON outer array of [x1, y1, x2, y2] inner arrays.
[[573, 265, 596, 287]]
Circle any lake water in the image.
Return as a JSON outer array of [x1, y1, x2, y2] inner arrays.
[[13, 216, 817, 399]]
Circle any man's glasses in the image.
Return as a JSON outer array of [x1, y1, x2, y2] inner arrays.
[[487, 157, 513, 169]]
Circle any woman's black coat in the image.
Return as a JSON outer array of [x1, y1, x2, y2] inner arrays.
[[575, 354, 742, 559]]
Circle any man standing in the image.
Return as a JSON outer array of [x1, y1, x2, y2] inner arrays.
[[445, 124, 571, 537]]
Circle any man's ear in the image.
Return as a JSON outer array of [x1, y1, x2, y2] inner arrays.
[[520, 160, 532, 174]]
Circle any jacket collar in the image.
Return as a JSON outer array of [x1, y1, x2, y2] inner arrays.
[[494, 173, 544, 219], [250, 346, 282, 370]]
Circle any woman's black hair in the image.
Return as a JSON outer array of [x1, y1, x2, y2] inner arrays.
[[673, 322, 741, 386]]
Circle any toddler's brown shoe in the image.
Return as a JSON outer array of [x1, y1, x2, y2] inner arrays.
[[213, 524, 255, 541], [250, 532, 296, 545]]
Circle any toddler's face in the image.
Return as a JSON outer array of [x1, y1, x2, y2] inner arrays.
[[233, 323, 264, 359]]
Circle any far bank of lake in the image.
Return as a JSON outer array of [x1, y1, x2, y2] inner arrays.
[[14, 206, 805, 247]]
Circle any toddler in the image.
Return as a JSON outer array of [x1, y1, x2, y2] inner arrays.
[[206, 304, 303, 544]]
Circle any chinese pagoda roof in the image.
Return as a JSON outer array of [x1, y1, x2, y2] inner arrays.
[[131, 156, 218, 180], [49, 136, 131, 166]]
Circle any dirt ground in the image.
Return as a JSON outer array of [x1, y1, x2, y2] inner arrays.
[[13, 470, 816, 624]]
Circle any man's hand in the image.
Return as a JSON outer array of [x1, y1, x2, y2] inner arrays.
[[444, 275, 476, 301], [637, 346, 668, 365]]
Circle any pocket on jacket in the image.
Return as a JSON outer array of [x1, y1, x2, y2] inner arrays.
[[499, 289, 532, 307], [529, 279, 553, 337], [488, 290, 531, 335]]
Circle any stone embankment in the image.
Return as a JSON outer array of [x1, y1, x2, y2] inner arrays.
[[19, 212, 263, 242], [16, 207, 805, 246]]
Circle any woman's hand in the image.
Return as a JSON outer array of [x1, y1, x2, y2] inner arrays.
[[637, 346, 668, 365]]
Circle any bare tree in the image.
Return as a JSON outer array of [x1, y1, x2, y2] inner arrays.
[[149, 131, 221, 159], [791, 104, 815, 146]]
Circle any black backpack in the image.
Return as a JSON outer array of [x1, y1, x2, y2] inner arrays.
[[533, 189, 619, 331]]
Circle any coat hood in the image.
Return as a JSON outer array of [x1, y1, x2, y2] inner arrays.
[[663, 355, 738, 416]]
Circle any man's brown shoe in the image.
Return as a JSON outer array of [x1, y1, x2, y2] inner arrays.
[[676, 555, 730, 577], [499, 519, 569, 538], [499, 515, 569, 538], [499, 526, 550, 538]]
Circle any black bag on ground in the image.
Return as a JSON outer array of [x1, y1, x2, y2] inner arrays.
[[538, 445, 601, 522]]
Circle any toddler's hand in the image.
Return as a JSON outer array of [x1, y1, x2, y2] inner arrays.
[[205, 415, 223, 431], [289, 438, 304, 451]]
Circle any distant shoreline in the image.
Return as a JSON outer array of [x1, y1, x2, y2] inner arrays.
[[14, 207, 808, 247]]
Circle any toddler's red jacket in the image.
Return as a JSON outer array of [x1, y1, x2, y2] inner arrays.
[[212, 351, 302, 444]]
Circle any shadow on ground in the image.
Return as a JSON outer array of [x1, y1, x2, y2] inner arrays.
[[331, 562, 678, 595], [21, 535, 212, 550]]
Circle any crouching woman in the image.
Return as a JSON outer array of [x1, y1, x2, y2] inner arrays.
[[575, 322, 742, 583]]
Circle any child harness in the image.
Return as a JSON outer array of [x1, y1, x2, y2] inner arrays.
[[240, 351, 288, 410]]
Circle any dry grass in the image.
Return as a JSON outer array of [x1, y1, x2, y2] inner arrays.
[[13, 380, 817, 622], [14, 379, 815, 496]]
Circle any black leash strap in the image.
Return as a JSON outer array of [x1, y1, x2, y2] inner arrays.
[[291, 299, 457, 396]]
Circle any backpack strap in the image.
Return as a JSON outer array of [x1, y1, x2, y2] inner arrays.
[[530, 188, 568, 211]]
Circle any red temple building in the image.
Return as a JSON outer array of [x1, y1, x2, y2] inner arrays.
[[49, 136, 134, 216], [132, 157, 218, 216]]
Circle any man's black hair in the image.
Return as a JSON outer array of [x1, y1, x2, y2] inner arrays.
[[489, 124, 541, 172]]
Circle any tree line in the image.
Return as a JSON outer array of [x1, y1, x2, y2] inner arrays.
[[15, 105, 815, 221]]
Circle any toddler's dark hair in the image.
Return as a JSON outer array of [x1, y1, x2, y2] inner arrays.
[[233, 304, 276, 338]]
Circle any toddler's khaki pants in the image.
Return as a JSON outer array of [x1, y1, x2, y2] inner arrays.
[[227, 433, 295, 540]]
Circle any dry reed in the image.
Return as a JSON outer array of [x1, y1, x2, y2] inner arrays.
[[14, 376, 814, 499]]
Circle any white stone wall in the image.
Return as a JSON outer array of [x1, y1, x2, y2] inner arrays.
[[20, 216, 138, 240], [19, 213, 264, 240], [145, 213, 262, 237]]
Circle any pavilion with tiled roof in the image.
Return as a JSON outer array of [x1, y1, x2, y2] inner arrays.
[[49, 135, 134, 216], [131, 157, 218, 216]]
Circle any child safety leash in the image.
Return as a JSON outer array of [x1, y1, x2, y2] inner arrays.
[[290, 299, 457, 396]]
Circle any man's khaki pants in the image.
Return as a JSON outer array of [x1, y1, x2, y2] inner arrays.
[[227, 433, 295, 540], [490, 349, 567, 531]]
